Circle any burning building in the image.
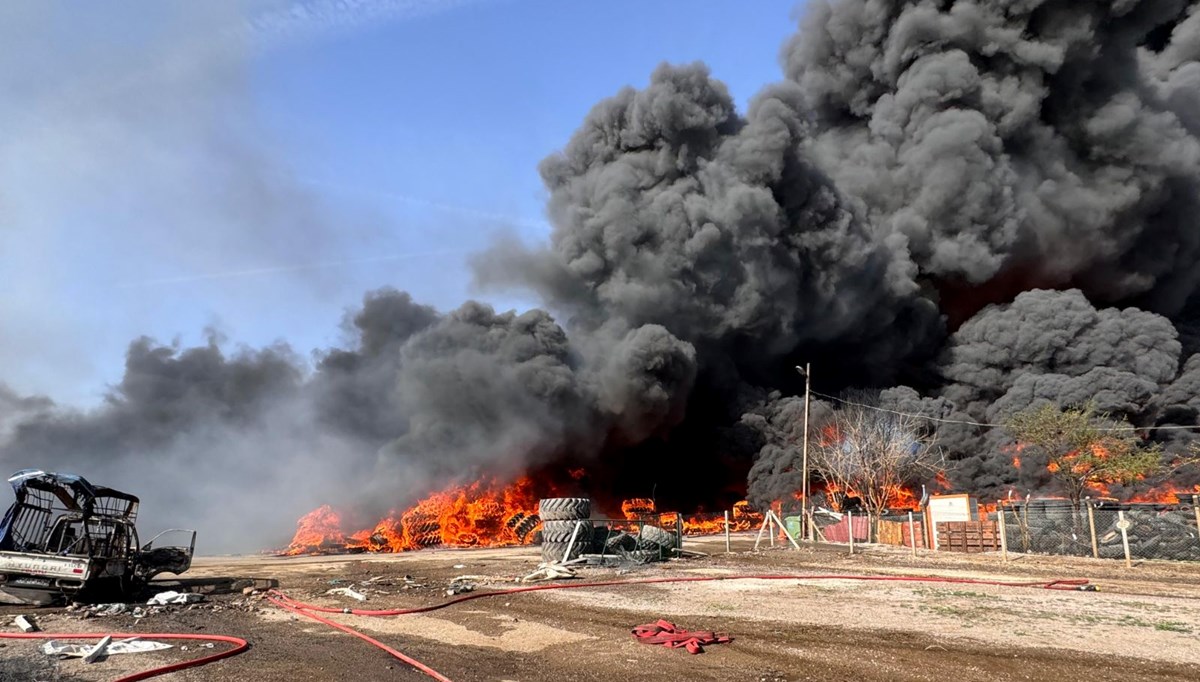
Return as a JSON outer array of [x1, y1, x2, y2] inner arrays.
[[3, 0, 1200, 551]]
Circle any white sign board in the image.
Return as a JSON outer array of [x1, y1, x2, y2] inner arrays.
[[926, 494, 975, 550]]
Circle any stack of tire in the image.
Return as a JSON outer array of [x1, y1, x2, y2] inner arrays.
[[538, 498, 592, 563]]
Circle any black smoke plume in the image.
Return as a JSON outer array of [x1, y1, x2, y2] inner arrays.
[[4, 0, 1200, 550]]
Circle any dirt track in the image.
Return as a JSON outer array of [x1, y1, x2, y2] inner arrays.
[[4, 535, 1200, 681]]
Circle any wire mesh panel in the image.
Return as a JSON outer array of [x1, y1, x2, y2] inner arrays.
[[1000, 500, 1200, 562]]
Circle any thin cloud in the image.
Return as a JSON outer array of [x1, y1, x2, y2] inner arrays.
[[115, 249, 465, 288], [295, 176, 550, 231]]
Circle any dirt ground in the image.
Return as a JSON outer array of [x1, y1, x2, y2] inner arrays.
[[3, 534, 1200, 681]]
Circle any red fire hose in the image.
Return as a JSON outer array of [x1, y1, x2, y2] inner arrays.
[[0, 631, 249, 682], [267, 573, 1093, 681]]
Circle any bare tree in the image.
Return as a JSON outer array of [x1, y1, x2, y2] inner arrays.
[[810, 393, 944, 538]]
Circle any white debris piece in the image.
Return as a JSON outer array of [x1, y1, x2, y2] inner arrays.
[[42, 637, 172, 659], [325, 587, 368, 602], [520, 565, 577, 583], [83, 636, 112, 664], [13, 615, 39, 632], [146, 591, 205, 606]]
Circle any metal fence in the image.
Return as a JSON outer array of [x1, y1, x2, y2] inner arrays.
[[999, 500, 1200, 563]]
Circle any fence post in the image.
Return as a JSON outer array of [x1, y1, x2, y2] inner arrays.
[[724, 510, 731, 553], [997, 502, 1008, 562], [753, 513, 770, 551], [848, 511, 855, 555], [1117, 510, 1132, 569], [1086, 499, 1099, 559], [908, 511, 917, 558], [1193, 495, 1200, 548], [1020, 494, 1031, 553]]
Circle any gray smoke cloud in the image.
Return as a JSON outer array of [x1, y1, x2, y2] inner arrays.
[[787, 0, 1200, 315], [475, 63, 942, 381]]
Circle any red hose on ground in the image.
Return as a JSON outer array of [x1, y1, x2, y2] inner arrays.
[[0, 631, 249, 682], [268, 593, 453, 682], [267, 573, 1093, 681]]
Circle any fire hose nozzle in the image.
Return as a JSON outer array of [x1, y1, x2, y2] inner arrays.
[[1077, 585, 1098, 592]]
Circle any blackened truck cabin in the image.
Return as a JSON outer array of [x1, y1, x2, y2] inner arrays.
[[0, 469, 196, 605]]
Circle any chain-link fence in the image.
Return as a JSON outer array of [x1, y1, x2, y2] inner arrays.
[[999, 499, 1200, 562]]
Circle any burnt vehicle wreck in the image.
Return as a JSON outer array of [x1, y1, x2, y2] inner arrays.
[[0, 469, 195, 605]]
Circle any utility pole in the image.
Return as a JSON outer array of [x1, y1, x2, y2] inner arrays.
[[796, 364, 811, 541]]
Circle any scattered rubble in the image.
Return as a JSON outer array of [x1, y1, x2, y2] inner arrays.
[[446, 576, 478, 596]]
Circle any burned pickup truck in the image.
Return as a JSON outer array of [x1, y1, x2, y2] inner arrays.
[[0, 469, 195, 605]]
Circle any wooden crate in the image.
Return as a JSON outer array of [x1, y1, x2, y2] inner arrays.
[[937, 521, 1000, 553]]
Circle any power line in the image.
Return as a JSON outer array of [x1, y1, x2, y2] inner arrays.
[[807, 389, 1200, 433]]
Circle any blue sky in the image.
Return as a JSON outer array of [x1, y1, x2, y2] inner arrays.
[[0, 0, 803, 406]]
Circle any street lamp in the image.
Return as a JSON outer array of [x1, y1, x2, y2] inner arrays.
[[795, 364, 811, 541]]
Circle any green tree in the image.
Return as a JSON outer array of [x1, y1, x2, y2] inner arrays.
[[1004, 402, 1161, 507]]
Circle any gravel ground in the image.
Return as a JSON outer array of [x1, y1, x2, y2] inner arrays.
[[2, 534, 1199, 681]]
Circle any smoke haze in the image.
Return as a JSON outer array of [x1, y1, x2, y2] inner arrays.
[[4, 0, 1200, 551]]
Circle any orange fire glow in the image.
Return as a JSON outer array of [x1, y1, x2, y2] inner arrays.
[[285, 477, 545, 555], [616, 497, 761, 536], [1007, 441, 1198, 504], [1128, 483, 1200, 504], [621, 498, 656, 520], [802, 481, 921, 511], [284, 505, 346, 555]]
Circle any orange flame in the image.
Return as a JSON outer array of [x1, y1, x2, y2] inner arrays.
[[621, 498, 656, 520], [801, 481, 921, 511], [1128, 483, 1200, 504], [285, 477, 545, 555], [284, 505, 346, 555], [1007, 440, 1198, 504], [615, 498, 763, 536]]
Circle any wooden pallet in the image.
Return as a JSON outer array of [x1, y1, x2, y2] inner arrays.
[[937, 521, 1000, 553]]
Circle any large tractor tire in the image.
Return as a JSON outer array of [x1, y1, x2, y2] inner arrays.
[[541, 541, 585, 563], [538, 498, 591, 521], [540, 520, 594, 544], [636, 524, 677, 551]]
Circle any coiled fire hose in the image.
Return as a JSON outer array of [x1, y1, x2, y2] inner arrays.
[[0, 631, 249, 681], [267, 574, 1095, 682]]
